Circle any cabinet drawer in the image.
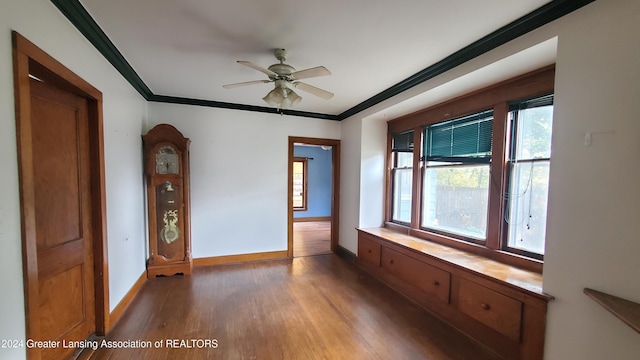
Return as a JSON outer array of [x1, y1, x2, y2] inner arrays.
[[381, 247, 450, 304], [457, 278, 523, 341], [358, 235, 381, 267]]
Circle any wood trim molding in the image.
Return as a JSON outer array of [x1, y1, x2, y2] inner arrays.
[[288, 137, 341, 258], [293, 216, 332, 222], [193, 251, 289, 267], [384, 133, 393, 222], [13, 35, 38, 360], [288, 141, 294, 257], [388, 65, 555, 133], [334, 245, 356, 263], [13, 31, 110, 353], [50, 0, 593, 121], [410, 127, 422, 226], [109, 271, 146, 329], [384, 221, 411, 234], [486, 102, 509, 250]]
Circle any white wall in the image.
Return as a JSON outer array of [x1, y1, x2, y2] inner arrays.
[[543, 0, 640, 358], [0, 1, 148, 359], [337, 114, 386, 255], [338, 116, 363, 253], [102, 94, 148, 310], [146, 103, 340, 258], [358, 117, 387, 230]]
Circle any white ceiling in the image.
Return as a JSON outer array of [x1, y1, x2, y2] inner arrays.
[[79, 0, 555, 116]]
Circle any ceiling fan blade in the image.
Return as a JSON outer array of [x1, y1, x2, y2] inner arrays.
[[237, 61, 277, 77], [291, 66, 331, 80], [294, 82, 334, 100], [222, 80, 271, 89]]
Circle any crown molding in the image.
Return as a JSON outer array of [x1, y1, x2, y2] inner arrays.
[[50, 0, 595, 121], [336, 0, 595, 120], [149, 95, 341, 121], [50, 0, 153, 99]]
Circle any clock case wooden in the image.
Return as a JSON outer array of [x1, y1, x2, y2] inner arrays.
[[143, 124, 192, 278]]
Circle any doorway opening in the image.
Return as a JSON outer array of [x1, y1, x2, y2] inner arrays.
[[288, 137, 340, 258]]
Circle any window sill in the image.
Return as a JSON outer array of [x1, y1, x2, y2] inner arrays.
[[384, 222, 543, 273], [373, 226, 547, 298]]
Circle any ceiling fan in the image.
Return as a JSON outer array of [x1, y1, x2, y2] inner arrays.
[[223, 49, 334, 109]]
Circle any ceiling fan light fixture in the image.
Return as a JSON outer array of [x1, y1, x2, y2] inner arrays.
[[262, 88, 284, 107], [281, 89, 302, 108], [263, 86, 302, 109], [226, 49, 332, 109]]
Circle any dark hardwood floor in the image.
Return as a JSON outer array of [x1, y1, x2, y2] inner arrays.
[[91, 255, 499, 360], [293, 221, 332, 257]]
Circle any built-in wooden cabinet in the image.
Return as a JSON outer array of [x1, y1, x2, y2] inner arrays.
[[356, 228, 552, 360], [357, 235, 381, 268], [455, 277, 523, 341], [381, 247, 451, 304]]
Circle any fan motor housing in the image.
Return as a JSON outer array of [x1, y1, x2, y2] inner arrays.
[[267, 63, 296, 80]]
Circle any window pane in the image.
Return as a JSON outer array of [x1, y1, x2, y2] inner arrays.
[[421, 165, 489, 239], [507, 161, 550, 255], [293, 161, 305, 209], [396, 152, 413, 168], [392, 169, 412, 223], [514, 105, 553, 160]]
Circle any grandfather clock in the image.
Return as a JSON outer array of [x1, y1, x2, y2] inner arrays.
[[143, 124, 192, 278]]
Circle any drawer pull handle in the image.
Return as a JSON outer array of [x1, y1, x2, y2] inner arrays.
[[433, 281, 440, 286], [481, 303, 491, 311], [367, 249, 372, 253], [389, 259, 394, 264]]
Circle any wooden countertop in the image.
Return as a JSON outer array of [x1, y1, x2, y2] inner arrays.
[[358, 227, 551, 300]]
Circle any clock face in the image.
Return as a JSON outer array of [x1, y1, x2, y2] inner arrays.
[[155, 146, 179, 174]]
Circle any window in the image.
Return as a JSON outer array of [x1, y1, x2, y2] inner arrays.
[[505, 94, 553, 259], [384, 66, 555, 270], [293, 157, 308, 210], [391, 131, 413, 224], [421, 111, 493, 241]]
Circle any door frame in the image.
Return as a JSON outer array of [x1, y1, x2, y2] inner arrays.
[[12, 32, 110, 357], [288, 137, 340, 257]]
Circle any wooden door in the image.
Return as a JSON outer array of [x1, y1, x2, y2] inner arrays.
[[30, 78, 95, 360]]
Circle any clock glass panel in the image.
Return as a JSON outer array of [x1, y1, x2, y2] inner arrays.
[[156, 146, 179, 174]]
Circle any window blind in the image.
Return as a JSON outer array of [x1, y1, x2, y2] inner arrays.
[[509, 93, 554, 111], [424, 110, 493, 163], [392, 130, 414, 152]]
